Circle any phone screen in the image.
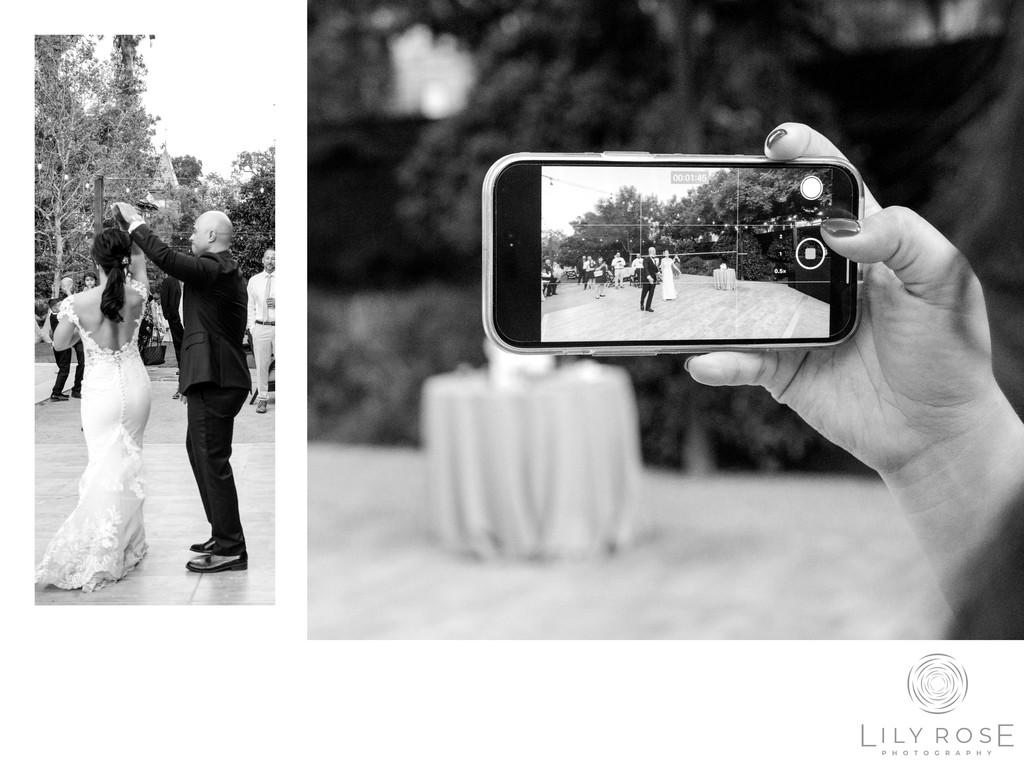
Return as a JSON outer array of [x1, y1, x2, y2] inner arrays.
[[489, 159, 861, 350]]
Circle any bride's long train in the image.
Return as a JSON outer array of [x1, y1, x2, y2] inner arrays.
[[35, 423, 147, 592]]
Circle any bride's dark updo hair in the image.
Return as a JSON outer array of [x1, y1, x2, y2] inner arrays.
[[92, 229, 132, 323]]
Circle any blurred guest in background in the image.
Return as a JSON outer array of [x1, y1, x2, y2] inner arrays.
[[542, 257, 558, 296], [594, 255, 609, 298], [160, 274, 184, 398]]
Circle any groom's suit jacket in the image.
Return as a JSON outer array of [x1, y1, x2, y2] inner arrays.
[[641, 255, 659, 283], [130, 224, 251, 395]]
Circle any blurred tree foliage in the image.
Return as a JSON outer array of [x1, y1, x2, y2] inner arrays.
[[396, 0, 843, 263], [308, 0, 397, 124]]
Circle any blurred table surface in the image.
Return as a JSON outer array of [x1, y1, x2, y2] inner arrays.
[[713, 267, 737, 290], [421, 363, 646, 558]]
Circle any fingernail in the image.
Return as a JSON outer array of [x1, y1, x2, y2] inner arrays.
[[684, 357, 693, 373], [765, 128, 787, 150], [821, 217, 861, 237]]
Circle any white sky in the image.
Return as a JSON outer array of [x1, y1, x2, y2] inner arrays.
[[98, 34, 278, 178], [541, 165, 724, 234]]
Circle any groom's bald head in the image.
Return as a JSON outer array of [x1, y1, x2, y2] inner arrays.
[[190, 211, 234, 255]]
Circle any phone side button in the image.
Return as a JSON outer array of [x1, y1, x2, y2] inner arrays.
[[601, 151, 651, 157], [591, 349, 653, 356]]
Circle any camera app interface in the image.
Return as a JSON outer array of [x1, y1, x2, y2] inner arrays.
[[538, 164, 852, 343]]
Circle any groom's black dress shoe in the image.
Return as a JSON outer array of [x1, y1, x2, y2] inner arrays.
[[186, 551, 248, 573], [189, 538, 216, 553]]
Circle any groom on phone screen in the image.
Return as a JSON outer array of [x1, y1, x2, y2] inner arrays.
[[640, 247, 659, 313], [113, 202, 252, 573]]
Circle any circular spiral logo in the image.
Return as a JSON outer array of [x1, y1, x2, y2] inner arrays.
[[907, 654, 968, 714]]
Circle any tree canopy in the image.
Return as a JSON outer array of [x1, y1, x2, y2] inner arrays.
[[172, 154, 203, 185], [35, 35, 156, 297], [227, 146, 276, 278], [554, 167, 834, 273]]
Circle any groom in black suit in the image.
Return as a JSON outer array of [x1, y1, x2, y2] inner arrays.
[[640, 247, 659, 312], [114, 203, 252, 574]]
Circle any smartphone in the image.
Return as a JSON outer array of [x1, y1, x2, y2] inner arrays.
[[482, 152, 864, 354]]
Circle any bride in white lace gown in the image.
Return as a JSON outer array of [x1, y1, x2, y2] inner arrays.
[[660, 250, 677, 301], [36, 229, 153, 592]]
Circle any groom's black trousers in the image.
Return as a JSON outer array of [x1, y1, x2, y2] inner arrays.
[[640, 281, 655, 311], [185, 384, 249, 556]]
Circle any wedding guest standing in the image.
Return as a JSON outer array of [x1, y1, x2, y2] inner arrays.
[[247, 248, 276, 414], [631, 253, 643, 287], [612, 251, 626, 289], [43, 298, 71, 402], [60, 276, 85, 398], [594, 256, 609, 298]]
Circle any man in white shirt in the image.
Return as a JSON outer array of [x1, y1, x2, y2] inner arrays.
[[611, 251, 626, 289], [246, 248, 276, 413], [631, 254, 643, 288]]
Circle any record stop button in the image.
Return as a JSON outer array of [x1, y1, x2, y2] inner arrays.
[[795, 237, 828, 271]]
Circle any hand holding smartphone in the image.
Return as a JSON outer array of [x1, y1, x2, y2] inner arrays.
[[483, 152, 864, 354]]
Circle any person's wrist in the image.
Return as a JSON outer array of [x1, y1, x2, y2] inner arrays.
[[128, 220, 145, 233], [881, 390, 1024, 601], [881, 381, 1023, 491]]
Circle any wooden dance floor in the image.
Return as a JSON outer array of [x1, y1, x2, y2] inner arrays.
[[542, 278, 829, 343], [34, 366, 275, 605]]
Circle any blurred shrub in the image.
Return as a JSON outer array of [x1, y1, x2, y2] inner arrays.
[[678, 255, 715, 276], [768, 236, 795, 262], [713, 230, 771, 281], [309, 284, 487, 443], [311, 284, 871, 473]]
